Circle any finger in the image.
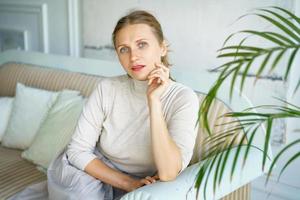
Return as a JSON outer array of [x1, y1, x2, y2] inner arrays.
[[151, 73, 167, 84], [148, 71, 164, 80], [141, 179, 152, 185], [155, 63, 169, 72], [148, 69, 164, 78], [148, 75, 163, 85], [152, 174, 160, 180], [145, 176, 156, 183], [148, 78, 153, 85], [157, 78, 161, 84], [148, 77, 157, 85]]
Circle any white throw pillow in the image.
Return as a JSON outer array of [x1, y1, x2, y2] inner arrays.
[[2, 83, 59, 149], [22, 90, 84, 169], [0, 97, 14, 141]]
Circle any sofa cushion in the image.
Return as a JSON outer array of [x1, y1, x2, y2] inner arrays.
[[2, 83, 59, 150], [22, 90, 84, 169], [0, 146, 46, 199], [0, 97, 13, 141]]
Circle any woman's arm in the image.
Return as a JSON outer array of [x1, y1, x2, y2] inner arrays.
[[67, 81, 157, 191], [148, 98, 182, 181], [147, 63, 199, 182], [147, 63, 182, 181], [85, 159, 158, 192]]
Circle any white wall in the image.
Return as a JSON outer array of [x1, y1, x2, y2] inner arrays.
[[0, 0, 81, 56]]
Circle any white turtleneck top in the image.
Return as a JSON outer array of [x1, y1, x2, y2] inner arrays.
[[66, 75, 199, 178]]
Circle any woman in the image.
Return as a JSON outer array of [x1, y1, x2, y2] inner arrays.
[[12, 10, 199, 200]]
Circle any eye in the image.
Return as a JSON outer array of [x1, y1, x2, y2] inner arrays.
[[119, 47, 129, 54], [138, 41, 147, 49]]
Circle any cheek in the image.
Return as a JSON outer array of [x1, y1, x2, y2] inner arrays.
[[118, 54, 129, 67], [145, 47, 162, 62]]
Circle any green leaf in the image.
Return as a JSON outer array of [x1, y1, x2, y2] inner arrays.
[[240, 59, 253, 94], [243, 125, 260, 166], [266, 139, 300, 183], [259, 8, 300, 37], [225, 112, 270, 118], [203, 155, 219, 199], [294, 78, 300, 95], [213, 58, 250, 71], [284, 48, 299, 80], [195, 159, 211, 199], [257, 13, 300, 42], [265, 32, 296, 45], [218, 52, 259, 58], [241, 30, 287, 45], [230, 63, 242, 99], [256, 52, 272, 79], [278, 152, 300, 180], [218, 133, 240, 185], [219, 46, 265, 52], [213, 151, 225, 193], [221, 32, 239, 49], [215, 118, 262, 126], [269, 49, 286, 73], [263, 118, 273, 170], [230, 129, 249, 180], [271, 6, 300, 25]]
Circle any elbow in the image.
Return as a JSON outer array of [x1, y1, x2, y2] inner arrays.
[[158, 170, 179, 182], [158, 160, 182, 182]]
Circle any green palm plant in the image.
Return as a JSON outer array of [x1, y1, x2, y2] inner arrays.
[[195, 6, 300, 199]]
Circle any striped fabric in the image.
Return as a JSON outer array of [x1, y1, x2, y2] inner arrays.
[[222, 184, 250, 200], [0, 62, 104, 199], [191, 93, 250, 200], [0, 62, 249, 199], [191, 93, 246, 163], [0, 62, 103, 98], [0, 146, 46, 200]]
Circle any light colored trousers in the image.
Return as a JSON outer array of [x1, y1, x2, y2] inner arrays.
[[9, 149, 128, 200]]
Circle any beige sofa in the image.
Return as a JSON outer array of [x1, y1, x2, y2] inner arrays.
[[0, 50, 264, 200]]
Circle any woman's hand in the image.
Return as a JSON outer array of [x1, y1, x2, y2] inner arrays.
[[126, 174, 159, 192], [147, 63, 171, 102]]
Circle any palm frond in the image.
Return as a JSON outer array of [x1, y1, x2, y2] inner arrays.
[[258, 8, 300, 37], [266, 139, 300, 183], [196, 6, 300, 196], [271, 6, 300, 24], [256, 13, 300, 42], [285, 48, 299, 80]]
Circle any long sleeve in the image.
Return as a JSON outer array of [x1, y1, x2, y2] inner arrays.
[[167, 88, 199, 172], [66, 82, 107, 171]]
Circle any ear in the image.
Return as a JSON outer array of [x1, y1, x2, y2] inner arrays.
[[161, 40, 168, 57]]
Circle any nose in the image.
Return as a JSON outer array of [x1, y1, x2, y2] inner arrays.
[[130, 49, 140, 62]]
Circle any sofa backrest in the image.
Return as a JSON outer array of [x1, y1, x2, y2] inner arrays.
[[0, 62, 245, 165], [0, 62, 103, 97], [190, 93, 245, 164]]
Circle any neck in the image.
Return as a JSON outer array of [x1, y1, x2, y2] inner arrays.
[[129, 76, 148, 95]]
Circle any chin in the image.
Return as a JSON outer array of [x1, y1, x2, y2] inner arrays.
[[130, 73, 148, 81]]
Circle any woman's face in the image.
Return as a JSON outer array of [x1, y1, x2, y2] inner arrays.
[[115, 24, 167, 81]]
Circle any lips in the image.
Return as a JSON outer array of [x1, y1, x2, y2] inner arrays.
[[132, 65, 145, 72]]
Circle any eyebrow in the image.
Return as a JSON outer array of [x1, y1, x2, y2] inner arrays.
[[117, 38, 148, 48]]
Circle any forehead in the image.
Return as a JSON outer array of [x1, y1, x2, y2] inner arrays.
[[115, 24, 158, 45]]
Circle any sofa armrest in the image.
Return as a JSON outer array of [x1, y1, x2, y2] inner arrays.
[[121, 147, 268, 200]]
